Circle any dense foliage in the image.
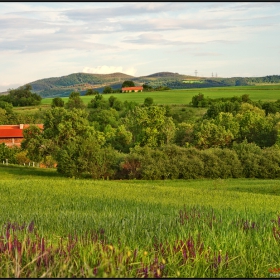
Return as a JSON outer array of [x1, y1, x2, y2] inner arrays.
[[2, 88, 280, 179], [0, 84, 41, 106]]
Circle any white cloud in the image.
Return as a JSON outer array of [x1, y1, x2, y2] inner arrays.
[[82, 65, 137, 76], [0, 2, 279, 87]]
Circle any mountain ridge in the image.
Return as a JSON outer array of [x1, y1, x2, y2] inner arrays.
[[1, 72, 280, 98]]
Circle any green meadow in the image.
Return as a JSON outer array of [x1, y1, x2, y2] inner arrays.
[[0, 165, 280, 277], [3, 84, 280, 277], [40, 85, 280, 106]]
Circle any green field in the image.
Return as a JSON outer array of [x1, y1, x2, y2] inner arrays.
[[1, 165, 280, 277], [40, 85, 280, 106]]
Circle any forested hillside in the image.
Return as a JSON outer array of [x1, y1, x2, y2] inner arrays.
[[2, 72, 280, 98]]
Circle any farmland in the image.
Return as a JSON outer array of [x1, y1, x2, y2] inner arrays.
[[40, 85, 280, 106], [2, 83, 280, 277], [0, 165, 280, 277]]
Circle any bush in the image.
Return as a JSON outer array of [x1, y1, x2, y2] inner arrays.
[[206, 148, 242, 178], [144, 97, 154, 107], [0, 144, 19, 164], [160, 145, 204, 179], [258, 146, 280, 178], [232, 140, 262, 178], [103, 86, 113, 94], [56, 137, 120, 179], [15, 150, 30, 165]]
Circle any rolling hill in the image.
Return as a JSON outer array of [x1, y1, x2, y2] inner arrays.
[[1, 72, 280, 98]]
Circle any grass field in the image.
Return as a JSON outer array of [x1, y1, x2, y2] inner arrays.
[[40, 85, 280, 106], [1, 165, 280, 277]]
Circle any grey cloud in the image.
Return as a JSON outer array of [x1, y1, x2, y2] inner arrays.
[[0, 17, 50, 30], [122, 33, 236, 46], [122, 33, 185, 46], [0, 29, 115, 53], [63, 3, 184, 21], [118, 19, 233, 34]]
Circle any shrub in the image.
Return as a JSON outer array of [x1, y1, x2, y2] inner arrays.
[[0, 144, 19, 164], [232, 140, 262, 178], [15, 150, 30, 165], [258, 146, 280, 178]]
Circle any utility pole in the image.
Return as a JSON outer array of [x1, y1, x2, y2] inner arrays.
[[195, 70, 197, 77]]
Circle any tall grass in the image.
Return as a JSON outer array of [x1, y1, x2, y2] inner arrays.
[[0, 166, 280, 277]]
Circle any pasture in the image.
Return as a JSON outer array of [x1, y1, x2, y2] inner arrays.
[[40, 85, 280, 106], [0, 165, 280, 277]]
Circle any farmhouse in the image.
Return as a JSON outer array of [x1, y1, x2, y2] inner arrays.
[[0, 124, 44, 147], [122, 86, 143, 93]]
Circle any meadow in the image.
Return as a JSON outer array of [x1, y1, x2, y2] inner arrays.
[[40, 85, 280, 106], [0, 165, 280, 277]]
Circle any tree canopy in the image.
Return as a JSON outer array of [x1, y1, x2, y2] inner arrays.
[[122, 81, 135, 88], [0, 84, 42, 106]]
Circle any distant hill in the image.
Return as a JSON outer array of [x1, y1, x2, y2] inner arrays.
[[27, 72, 135, 98], [1, 72, 280, 98]]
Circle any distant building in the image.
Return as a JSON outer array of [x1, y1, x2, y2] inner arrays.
[[122, 86, 143, 93], [0, 124, 43, 147]]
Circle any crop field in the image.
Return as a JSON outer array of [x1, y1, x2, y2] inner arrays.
[[0, 165, 280, 278], [40, 85, 280, 106]]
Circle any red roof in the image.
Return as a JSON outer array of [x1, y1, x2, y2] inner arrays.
[[0, 124, 44, 138], [122, 86, 143, 91], [0, 129, 23, 138], [0, 125, 19, 129]]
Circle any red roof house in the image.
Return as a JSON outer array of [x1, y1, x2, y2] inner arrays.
[[0, 124, 43, 147], [122, 86, 143, 93]]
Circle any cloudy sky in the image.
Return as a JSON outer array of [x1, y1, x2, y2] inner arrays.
[[0, 2, 280, 91]]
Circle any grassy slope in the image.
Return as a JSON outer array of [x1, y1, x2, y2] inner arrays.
[[1, 165, 280, 277], [40, 85, 280, 106], [1, 165, 280, 237]]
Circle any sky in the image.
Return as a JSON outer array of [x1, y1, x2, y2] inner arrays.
[[0, 2, 280, 92]]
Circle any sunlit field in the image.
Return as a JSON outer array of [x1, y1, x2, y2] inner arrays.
[[40, 85, 280, 106], [0, 165, 280, 277]]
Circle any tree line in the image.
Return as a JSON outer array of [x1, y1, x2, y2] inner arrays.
[[1, 86, 280, 179]]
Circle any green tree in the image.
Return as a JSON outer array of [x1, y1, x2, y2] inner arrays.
[[235, 105, 277, 147], [124, 105, 176, 147], [144, 97, 154, 106], [56, 135, 119, 178], [191, 93, 208, 107], [0, 101, 13, 114], [21, 125, 44, 162], [193, 117, 237, 149], [113, 124, 133, 153], [0, 143, 19, 164], [51, 97, 64, 108], [43, 107, 100, 158], [174, 122, 195, 147], [108, 96, 117, 107], [0, 108, 9, 125], [88, 108, 119, 131], [7, 84, 41, 106], [142, 84, 153, 91], [88, 94, 109, 109], [103, 86, 113, 94], [205, 101, 241, 119], [122, 81, 135, 88], [85, 89, 99, 96], [65, 91, 85, 109]]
